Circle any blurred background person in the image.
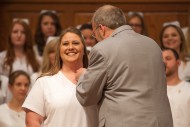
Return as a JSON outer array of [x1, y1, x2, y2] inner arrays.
[[23, 27, 97, 127], [79, 23, 97, 53], [0, 70, 30, 127], [127, 11, 148, 36], [31, 36, 59, 86], [0, 19, 40, 77], [0, 75, 8, 104], [162, 47, 190, 127], [34, 10, 62, 58], [160, 24, 190, 81]]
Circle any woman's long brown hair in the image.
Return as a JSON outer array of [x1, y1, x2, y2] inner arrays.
[[3, 19, 40, 74]]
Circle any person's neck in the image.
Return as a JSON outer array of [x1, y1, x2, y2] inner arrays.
[[104, 28, 114, 39], [167, 73, 181, 86], [8, 98, 24, 112], [14, 46, 24, 58], [61, 62, 83, 84], [62, 62, 83, 73]]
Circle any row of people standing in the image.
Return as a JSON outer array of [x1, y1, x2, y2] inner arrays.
[[0, 10, 62, 77], [0, 9, 98, 127], [1, 10, 190, 80], [127, 12, 190, 82], [0, 7, 189, 126], [0, 10, 62, 106], [0, 11, 61, 126], [0, 9, 99, 105], [128, 12, 190, 127], [0, 26, 98, 127]]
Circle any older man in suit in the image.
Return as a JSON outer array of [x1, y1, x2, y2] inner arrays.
[[76, 5, 173, 127]]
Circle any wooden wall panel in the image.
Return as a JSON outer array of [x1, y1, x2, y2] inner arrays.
[[0, 1, 189, 51], [75, 13, 93, 26], [144, 12, 188, 44]]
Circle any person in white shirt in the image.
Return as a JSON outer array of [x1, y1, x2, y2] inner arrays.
[[160, 24, 190, 81], [22, 27, 98, 127], [162, 47, 190, 127], [31, 36, 58, 86], [33, 10, 62, 58], [0, 70, 31, 127], [0, 19, 40, 77], [0, 75, 8, 104]]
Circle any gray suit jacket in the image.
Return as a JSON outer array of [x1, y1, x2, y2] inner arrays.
[[76, 25, 173, 127]]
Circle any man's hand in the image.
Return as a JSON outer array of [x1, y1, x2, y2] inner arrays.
[[76, 68, 86, 81]]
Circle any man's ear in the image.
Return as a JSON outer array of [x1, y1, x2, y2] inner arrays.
[[99, 24, 105, 36], [177, 59, 181, 66]]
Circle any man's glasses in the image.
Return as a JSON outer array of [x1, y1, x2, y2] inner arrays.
[[91, 25, 100, 39]]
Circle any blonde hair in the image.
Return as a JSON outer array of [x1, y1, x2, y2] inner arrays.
[[40, 27, 89, 77], [41, 38, 58, 73]]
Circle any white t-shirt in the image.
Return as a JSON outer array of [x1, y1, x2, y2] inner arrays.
[[0, 75, 8, 104], [22, 71, 98, 127], [0, 103, 26, 127], [30, 72, 41, 87], [0, 51, 34, 76], [178, 61, 190, 81], [167, 81, 190, 127]]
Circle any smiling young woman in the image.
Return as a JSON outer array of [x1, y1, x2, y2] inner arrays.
[[22, 27, 98, 127]]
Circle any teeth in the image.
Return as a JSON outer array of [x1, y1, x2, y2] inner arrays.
[[67, 53, 76, 56]]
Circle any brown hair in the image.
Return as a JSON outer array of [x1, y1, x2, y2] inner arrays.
[[9, 70, 30, 86], [35, 11, 62, 56], [160, 24, 187, 63], [3, 19, 40, 74]]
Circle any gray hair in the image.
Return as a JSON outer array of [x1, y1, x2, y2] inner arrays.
[[92, 5, 126, 29]]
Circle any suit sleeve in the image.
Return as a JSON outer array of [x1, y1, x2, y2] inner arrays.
[[76, 47, 108, 106]]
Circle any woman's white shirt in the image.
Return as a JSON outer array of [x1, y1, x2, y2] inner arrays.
[[0, 103, 26, 127], [178, 61, 190, 81], [0, 75, 8, 104], [0, 51, 34, 76], [22, 71, 98, 127]]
